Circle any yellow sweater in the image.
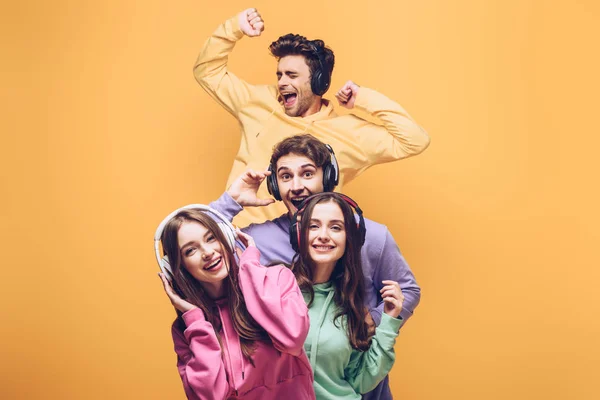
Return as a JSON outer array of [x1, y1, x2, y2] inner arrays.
[[194, 15, 431, 225]]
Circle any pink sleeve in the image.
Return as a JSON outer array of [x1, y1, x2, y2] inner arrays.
[[237, 246, 309, 356], [171, 309, 230, 400]]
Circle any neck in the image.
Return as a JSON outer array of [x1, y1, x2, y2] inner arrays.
[[312, 261, 335, 284], [300, 98, 323, 117], [202, 281, 226, 300]]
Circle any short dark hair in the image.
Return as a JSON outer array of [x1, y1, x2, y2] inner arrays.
[[270, 134, 330, 169], [269, 34, 335, 80]]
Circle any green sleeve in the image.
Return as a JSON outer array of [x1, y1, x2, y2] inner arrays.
[[344, 313, 403, 394]]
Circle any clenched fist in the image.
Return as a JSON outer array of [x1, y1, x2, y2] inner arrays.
[[335, 80, 360, 109], [238, 8, 264, 37]]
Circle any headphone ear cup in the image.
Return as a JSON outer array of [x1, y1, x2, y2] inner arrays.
[[267, 166, 282, 201], [289, 221, 299, 252], [160, 256, 174, 281], [322, 162, 333, 192], [217, 221, 236, 252], [311, 69, 325, 96]]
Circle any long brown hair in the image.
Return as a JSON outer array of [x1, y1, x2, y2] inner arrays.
[[290, 193, 373, 351], [161, 209, 269, 362]]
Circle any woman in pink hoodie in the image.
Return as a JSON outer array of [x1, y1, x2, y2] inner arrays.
[[155, 206, 315, 399]]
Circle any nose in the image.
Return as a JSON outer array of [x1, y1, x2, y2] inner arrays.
[[290, 176, 304, 193], [317, 227, 330, 242], [278, 75, 290, 89], [200, 245, 214, 260]]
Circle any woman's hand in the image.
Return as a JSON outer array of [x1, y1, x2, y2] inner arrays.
[[381, 280, 404, 319], [158, 273, 197, 313]]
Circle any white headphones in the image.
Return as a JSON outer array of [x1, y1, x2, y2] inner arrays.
[[153, 204, 237, 280]]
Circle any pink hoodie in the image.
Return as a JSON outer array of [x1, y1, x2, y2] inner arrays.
[[171, 246, 315, 399]]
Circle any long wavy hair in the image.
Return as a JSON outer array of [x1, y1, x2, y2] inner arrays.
[[290, 193, 373, 351], [161, 209, 269, 363]]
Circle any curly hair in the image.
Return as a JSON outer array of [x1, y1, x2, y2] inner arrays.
[[269, 34, 335, 82]]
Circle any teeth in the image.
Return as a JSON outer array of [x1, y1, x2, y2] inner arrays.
[[206, 258, 220, 269]]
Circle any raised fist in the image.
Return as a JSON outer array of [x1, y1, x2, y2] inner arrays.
[[238, 8, 264, 37]]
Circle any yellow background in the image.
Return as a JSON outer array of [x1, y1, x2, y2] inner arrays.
[[2, 0, 599, 399]]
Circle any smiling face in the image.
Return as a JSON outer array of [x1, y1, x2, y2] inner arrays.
[[276, 153, 325, 215], [277, 55, 321, 117], [307, 200, 347, 273], [177, 221, 229, 298]]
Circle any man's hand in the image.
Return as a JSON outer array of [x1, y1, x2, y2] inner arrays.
[[238, 8, 264, 37], [227, 168, 275, 207], [335, 80, 360, 109]]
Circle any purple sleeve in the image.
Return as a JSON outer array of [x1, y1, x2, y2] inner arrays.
[[209, 192, 243, 223], [171, 309, 230, 400], [238, 246, 310, 356], [370, 229, 420, 326]]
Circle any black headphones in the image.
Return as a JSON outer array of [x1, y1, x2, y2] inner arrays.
[[309, 43, 331, 96], [267, 143, 339, 201], [289, 192, 366, 253]]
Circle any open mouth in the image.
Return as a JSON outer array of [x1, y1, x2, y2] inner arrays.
[[290, 196, 308, 209], [281, 92, 297, 108], [204, 257, 222, 271]]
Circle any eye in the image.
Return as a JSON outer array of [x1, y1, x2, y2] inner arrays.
[[331, 225, 343, 231], [206, 234, 216, 242], [184, 247, 196, 256], [303, 171, 314, 178], [280, 173, 291, 181], [309, 224, 319, 230]]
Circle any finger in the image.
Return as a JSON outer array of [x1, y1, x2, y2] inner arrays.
[[235, 246, 243, 259], [379, 284, 398, 293], [249, 16, 262, 26], [256, 198, 276, 206], [380, 289, 399, 300], [253, 21, 265, 33], [248, 11, 258, 20], [382, 280, 400, 286]]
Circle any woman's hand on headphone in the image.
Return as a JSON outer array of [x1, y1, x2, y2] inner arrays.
[[238, 8, 264, 37], [158, 272, 198, 313], [381, 280, 404, 319], [227, 168, 275, 207]]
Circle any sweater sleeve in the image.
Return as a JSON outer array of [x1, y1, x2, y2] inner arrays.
[[193, 15, 256, 118], [370, 229, 421, 325], [172, 309, 230, 400], [237, 246, 310, 356], [352, 87, 430, 165], [344, 313, 403, 394]]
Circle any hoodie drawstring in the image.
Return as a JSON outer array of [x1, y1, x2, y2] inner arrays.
[[217, 304, 245, 396]]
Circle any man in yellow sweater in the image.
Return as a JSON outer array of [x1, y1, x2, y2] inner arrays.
[[194, 8, 430, 225]]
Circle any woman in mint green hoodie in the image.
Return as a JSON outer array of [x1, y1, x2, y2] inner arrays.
[[290, 193, 405, 400]]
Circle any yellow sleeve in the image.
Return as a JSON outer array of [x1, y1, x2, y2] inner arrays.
[[352, 87, 431, 165], [192, 15, 255, 118]]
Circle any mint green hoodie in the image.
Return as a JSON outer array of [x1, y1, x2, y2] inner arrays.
[[303, 282, 403, 399]]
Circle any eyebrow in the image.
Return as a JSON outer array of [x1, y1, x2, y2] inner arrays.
[[277, 163, 317, 173], [310, 218, 344, 225]]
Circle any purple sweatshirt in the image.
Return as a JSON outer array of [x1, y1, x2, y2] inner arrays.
[[211, 192, 421, 400], [172, 246, 315, 399]]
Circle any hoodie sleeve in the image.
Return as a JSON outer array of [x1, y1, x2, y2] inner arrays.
[[172, 309, 230, 400], [238, 246, 310, 356], [352, 87, 430, 165], [193, 15, 256, 118], [370, 228, 421, 325], [344, 313, 403, 394]]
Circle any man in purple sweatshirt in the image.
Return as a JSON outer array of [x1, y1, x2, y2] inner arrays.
[[210, 134, 420, 400]]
